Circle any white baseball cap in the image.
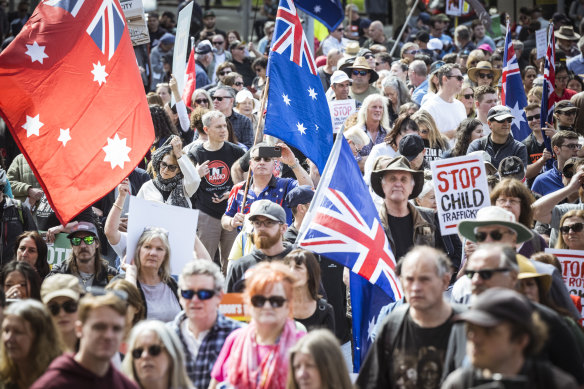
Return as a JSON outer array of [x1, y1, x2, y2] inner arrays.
[[427, 38, 444, 51], [330, 70, 352, 85]]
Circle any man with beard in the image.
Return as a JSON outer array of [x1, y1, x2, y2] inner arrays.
[[225, 200, 293, 292], [48, 222, 117, 287]]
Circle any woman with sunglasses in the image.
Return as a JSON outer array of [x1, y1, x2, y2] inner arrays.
[[411, 109, 449, 162], [210, 262, 305, 389], [13, 231, 50, 279], [1, 261, 41, 301], [556, 210, 584, 250], [0, 300, 63, 389], [456, 83, 475, 118], [122, 320, 193, 389], [190, 89, 212, 109], [223, 72, 245, 92]]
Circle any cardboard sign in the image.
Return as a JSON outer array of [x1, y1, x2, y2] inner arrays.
[[445, 0, 464, 16], [535, 28, 547, 59], [219, 293, 250, 322], [126, 196, 199, 275], [430, 155, 491, 235], [329, 99, 356, 134], [119, 0, 150, 46], [45, 233, 72, 267], [172, 1, 193, 95], [546, 248, 584, 299]]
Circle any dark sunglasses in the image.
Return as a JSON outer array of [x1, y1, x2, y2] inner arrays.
[[160, 161, 178, 172], [132, 345, 163, 359], [375, 62, 384, 66], [465, 268, 509, 280], [234, 81, 244, 86], [213, 40, 224, 45], [219, 70, 232, 75], [560, 223, 584, 234], [478, 73, 494, 79], [48, 300, 78, 316], [70, 236, 95, 246], [463, 93, 474, 99], [180, 289, 217, 300], [352, 70, 369, 76], [250, 295, 287, 308], [560, 110, 577, 116], [195, 98, 209, 105], [475, 230, 512, 242], [446, 75, 464, 81], [252, 156, 272, 162], [364, 54, 374, 59], [493, 118, 513, 124], [526, 113, 540, 121], [212, 96, 232, 101]]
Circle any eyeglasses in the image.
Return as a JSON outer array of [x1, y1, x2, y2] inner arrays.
[[212, 96, 232, 101], [250, 295, 287, 308], [219, 70, 232, 75], [375, 62, 384, 66], [495, 197, 521, 206], [160, 161, 178, 172], [465, 268, 509, 280], [352, 70, 369, 76], [47, 300, 78, 316], [252, 156, 272, 162], [132, 345, 163, 359], [474, 230, 514, 242], [234, 81, 244, 86], [526, 113, 540, 121], [561, 143, 582, 150], [404, 50, 419, 55], [213, 40, 224, 45], [478, 73, 494, 79], [446, 75, 464, 81], [463, 93, 474, 99], [234, 46, 245, 51], [251, 219, 280, 228], [493, 118, 513, 124], [195, 98, 209, 105], [560, 223, 584, 234], [70, 236, 96, 246], [180, 289, 217, 300]]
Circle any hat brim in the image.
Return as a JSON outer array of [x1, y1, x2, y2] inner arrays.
[[249, 213, 285, 224], [467, 68, 502, 85], [488, 113, 514, 122], [557, 107, 578, 113], [517, 272, 552, 293], [343, 67, 379, 83], [454, 310, 502, 327], [371, 167, 424, 199], [555, 32, 580, 41], [42, 290, 80, 305], [458, 220, 534, 243], [66, 230, 98, 239]]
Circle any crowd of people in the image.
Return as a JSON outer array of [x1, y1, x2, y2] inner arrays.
[[2, 0, 584, 388]]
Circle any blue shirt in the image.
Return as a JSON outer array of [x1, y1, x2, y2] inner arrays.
[[567, 54, 584, 78], [531, 161, 563, 196], [411, 78, 428, 105]]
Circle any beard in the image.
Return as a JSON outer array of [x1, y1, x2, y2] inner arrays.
[[254, 231, 282, 249]]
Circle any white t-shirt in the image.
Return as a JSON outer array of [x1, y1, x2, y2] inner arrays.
[[421, 94, 467, 135]]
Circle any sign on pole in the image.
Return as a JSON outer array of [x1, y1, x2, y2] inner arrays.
[[119, 0, 150, 46], [430, 154, 491, 235], [329, 99, 356, 134], [445, 0, 464, 16], [173, 2, 193, 94]]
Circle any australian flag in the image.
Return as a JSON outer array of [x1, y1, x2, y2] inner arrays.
[[541, 24, 555, 153], [297, 135, 403, 371], [264, 0, 333, 173], [295, 0, 344, 31], [501, 21, 531, 141]]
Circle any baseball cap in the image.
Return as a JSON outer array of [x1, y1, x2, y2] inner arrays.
[[41, 274, 84, 304], [203, 10, 215, 18], [427, 38, 443, 51], [487, 105, 514, 122], [398, 134, 425, 161], [285, 185, 314, 208], [331, 70, 352, 85], [195, 40, 213, 55], [555, 100, 578, 113], [498, 156, 525, 180], [429, 60, 445, 75], [159, 32, 175, 45], [248, 200, 286, 224], [66, 221, 99, 239]]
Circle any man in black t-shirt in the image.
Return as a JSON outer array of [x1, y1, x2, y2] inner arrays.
[[188, 111, 245, 272]]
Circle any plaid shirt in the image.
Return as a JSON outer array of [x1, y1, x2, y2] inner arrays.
[[169, 311, 241, 389]]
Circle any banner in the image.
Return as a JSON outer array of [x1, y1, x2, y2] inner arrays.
[[172, 1, 193, 94], [545, 248, 584, 297], [219, 293, 250, 322], [329, 99, 356, 134], [431, 155, 490, 235], [446, 0, 464, 16], [119, 0, 149, 46], [45, 233, 72, 267]]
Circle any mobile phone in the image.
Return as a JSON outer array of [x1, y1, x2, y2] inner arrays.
[[258, 146, 282, 158]]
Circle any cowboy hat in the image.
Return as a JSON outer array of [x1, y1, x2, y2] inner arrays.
[[370, 156, 424, 199], [555, 25, 581, 41], [458, 206, 534, 243], [467, 61, 502, 86], [343, 56, 379, 83]]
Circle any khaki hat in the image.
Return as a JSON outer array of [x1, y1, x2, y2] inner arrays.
[[458, 206, 534, 243], [345, 41, 360, 57], [370, 156, 424, 199], [517, 255, 552, 294], [555, 100, 578, 113], [467, 61, 502, 86], [343, 56, 379, 83], [555, 25, 581, 41], [41, 274, 84, 304]]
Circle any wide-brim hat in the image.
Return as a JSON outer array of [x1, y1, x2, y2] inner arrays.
[[344, 41, 360, 57], [555, 25, 581, 41], [343, 56, 379, 83], [467, 61, 502, 86], [370, 156, 424, 199], [517, 255, 552, 294], [458, 206, 534, 243]]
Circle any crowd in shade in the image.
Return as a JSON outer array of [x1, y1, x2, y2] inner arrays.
[[3, 0, 584, 388]]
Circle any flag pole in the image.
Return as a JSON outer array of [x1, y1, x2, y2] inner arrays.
[[389, 0, 419, 57], [241, 76, 271, 213]]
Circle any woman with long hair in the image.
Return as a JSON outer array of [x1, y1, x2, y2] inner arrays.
[[411, 110, 449, 161], [13, 231, 49, 279], [381, 76, 410, 125], [556, 210, 584, 250], [1, 261, 41, 301], [150, 104, 180, 151], [443, 118, 484, 158], [355, 94, 391, 162], [456, 83, 475, 117]]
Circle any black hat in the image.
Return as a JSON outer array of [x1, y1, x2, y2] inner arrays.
[[415, 30, 430, 43], [203, 10, 215, 18], [66, 222, 99, 239], [498, 156, 525, 180], [398, 134, 425, 161], [285, 185, 314, 208], [195, 40, 213, 55]]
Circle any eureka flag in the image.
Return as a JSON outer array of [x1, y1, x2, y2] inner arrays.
[[295, 0, 344, 31]]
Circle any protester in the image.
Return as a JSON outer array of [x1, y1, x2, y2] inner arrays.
[[234, 89, 259, 130], [456, 82, 475, 117], [343, 57, 380, 103], [211, 86, 253, 149], [467, 61, 501, 87], [556, 209, 584, 250], [553, 100, 578, 131], [191, 89, 212, 109], [13, 230, 50, 278], [411, 109, 449, 161], [443, 118, 484, 158], [522, 65, 538, 94], [382, 76, 410, 124], [2, 260, 41, 300], [149, 104, 180, 151]]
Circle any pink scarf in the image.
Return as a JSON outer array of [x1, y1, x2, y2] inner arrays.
[[227, 319, 304, 389]]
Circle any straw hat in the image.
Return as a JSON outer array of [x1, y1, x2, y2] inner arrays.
[[343, 56, 379, 83], [555, 25, 581, 41], [467, 61, 502, 86]]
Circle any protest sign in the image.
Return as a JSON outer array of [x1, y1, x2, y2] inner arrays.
[[120, 0, 150, 46], [545, 248, 584, 298], [173, 2, 193, 95], [430, 154, 490, 235], [219, 293, 250, 322], [126, 196, 199, 275], [46, 233, 72, 267], [536, 28, 547, 59], [446, 0, 464, 16], [329, 99, 356, 134]]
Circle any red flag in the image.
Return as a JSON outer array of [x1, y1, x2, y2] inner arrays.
[[183, 49, 196, 108], [0, 0, 154, 224]]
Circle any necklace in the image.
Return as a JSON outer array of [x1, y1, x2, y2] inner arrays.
[[79, 272, 94, 287]]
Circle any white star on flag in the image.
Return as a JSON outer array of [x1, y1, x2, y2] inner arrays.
[[315, 124, 319, 132], [509, 101, 526, 130], [313, 5, 322, 13], [102, 134, 131, 169], [91, 61, 108, 86], [22, 114, 43, 137], [282, 93, 291, 106], [25, 41, 49, 64], [296, 122, 307, 135], [307, 87, 318, 100], [58, 128, 71, 146]]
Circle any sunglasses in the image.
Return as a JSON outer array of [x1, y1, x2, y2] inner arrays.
[[70, 236, 96, 246], [465, 268, 509, 280], [234, 81, 244, 86], [526, 113, 540, 121], [160, 161, 178, 172], [560, 110, 577, 116], [562, 143, 582, 150], [446, 75, 464, 81], [132, 345, 163, 359], [474, 230, 513, 242], [560, 223, 584, 234], [250, 295, 287, 308], [375, 62, 384, 66], [352, 70, 369, 76], [251, 219, 280, 228], [219, 70, 232, 75], [493, 118, 513, 124], [213, 40, 224, 45], [478, 73, 494, 79], [463, 93, 474, 99], [180, 289, 217, 300], [48, 300, 78, 316], [405, 50, 420, 55], [195, 98, 209, 105], [212, 96, 232, 101], [252, 156, 272, 162], [364, 54, 374, 59]]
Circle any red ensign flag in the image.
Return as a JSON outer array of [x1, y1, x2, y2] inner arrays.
[[0, 0, 154, 224]]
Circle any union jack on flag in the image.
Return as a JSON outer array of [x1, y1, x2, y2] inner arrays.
[[44, 0, 85, 17], [86, 0, 126, 59], [541, 23, 555, 153]]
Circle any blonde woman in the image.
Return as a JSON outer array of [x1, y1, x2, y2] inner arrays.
[[411, 110, 450, 161]]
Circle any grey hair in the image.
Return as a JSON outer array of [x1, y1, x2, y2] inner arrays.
[[214, 85, 236, 98], [472, 243, 519, 273], [202, 110, 226, 128], [512, 40, 524, 51], [409, 60, 427, 77], [178, 259, 225, 292], [356, 93, 390, 129], [396, 246, 452, 278], [343, 125, 370, 148], [381, 76, 411, 106]]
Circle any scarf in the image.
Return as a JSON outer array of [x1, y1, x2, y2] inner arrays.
[[151, 144, 190, 208], [227, 319, 303, 389]]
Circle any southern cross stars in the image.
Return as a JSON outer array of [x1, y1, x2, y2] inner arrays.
[[282, 93, 291, 106], [296, 122, 307, 135], [313, 5, 321, 12], [91, 62, 108, 86], [508, 101, 526, 130], [22, 114, 44, 137], [102, 134, 131, 169], [307, 87, 318, 100], [25, 41, 49, 64]]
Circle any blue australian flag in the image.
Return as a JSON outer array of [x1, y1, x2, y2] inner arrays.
[[297, 135, 403, 371], [264, 0, 333, 173], [295, 0, 344, 31]]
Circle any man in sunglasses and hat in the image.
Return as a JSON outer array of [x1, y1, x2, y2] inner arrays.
[[343, 56, 380, 103]]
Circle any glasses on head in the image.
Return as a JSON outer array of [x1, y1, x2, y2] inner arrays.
[[251, 219, 280, 228], [132, 345, 163, 359], [478, 73, 494, 79], [143, 226, 169, 237], [160, 161, 178, 172], [464, 268, 509, 280], [352, 70, 369, 76], [494, 118, 513, 124], [48, 300, 78, 316], [560, 223, 584, 234], [212, 96, 232, 102], [180, 289, 217, 300], [234, 81, 244, 86], [219, 70, 232, 75], [463, 93, 474, 99], [474, 230, 513, 242], [250, 295, 287, 308], [213, 40, 224, 45], [561, 143, 582, 150], [446, 75, 464, 81], [495, 197, 521, 206], [252, 156, 272, 163], [70, 236, 96, 246], [526, 113, 540, 121], [195, 98, 209, 105]]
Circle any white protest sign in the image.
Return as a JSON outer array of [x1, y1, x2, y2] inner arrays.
[[120, 0, 150, 46], [329, 99, 356, 134], [126, 196, 199, 275], [536, 28, 547, 59], [430, 154, 491, 235], [446, 0, 464, 16], [172, 1, 193, 94], [545, 248, 584, 300]]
